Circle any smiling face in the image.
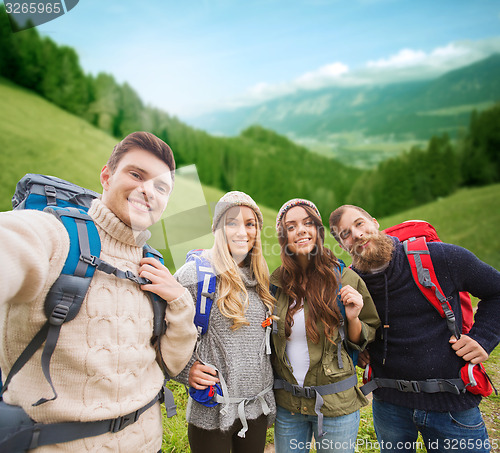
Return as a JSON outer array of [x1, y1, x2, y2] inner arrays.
[[224, 206, 258, 264], [100, 147, 173, 231], [336, 207, 380, 255], [336, 206, 394, 271], [284, 206, 318, 259]]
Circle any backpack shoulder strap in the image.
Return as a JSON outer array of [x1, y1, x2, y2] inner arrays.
[[336, 259, 346, 319], [403, 237, 460, 338], [1, 206, 101, 404], [142, 245, 176, 417], [335, 260, 359, 368], [143, 244, 167, 338], [186, 250, 216, 336]]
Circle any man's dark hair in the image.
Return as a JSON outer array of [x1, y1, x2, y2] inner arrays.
[[329, 204, 373, 243], [107, 132, 176, 179]]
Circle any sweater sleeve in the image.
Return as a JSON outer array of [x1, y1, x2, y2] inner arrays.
[[342, 267, 381, 351], [168, 260, 200, 384], [440, 243, 500, 355], [0, 209, 69, 305], [158, 287, 197, 377]]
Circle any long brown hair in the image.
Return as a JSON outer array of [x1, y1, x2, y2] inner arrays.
[[278, 204, 341, 344]]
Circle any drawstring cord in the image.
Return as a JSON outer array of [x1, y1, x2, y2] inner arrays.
[[382, 273, 389, 366]]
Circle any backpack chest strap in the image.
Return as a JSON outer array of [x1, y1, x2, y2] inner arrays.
[[274, 374, 358, 438], [360, 376, 465, 396], [0, 392, 163, 451]]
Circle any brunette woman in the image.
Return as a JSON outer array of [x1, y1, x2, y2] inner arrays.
[[271, 199, 380, 453]]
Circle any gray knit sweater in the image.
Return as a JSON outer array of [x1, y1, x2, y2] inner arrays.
[[173, 259, 276, 432]]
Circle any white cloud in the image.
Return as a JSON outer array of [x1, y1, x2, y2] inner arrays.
[[295, 62, 349, 88], [367, 43, 472, 71], [230, 61, 350, 107], [224, 37, 500, 110], [367, 48, 427, 68]]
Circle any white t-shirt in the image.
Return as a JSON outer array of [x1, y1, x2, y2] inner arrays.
[[285, 302, 310, 387]]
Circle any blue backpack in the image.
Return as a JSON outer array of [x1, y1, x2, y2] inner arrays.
[[184, 249, 223, 406], [0, 174, 175, 452]]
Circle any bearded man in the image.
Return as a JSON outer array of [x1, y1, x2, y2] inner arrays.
[[329, 205, 500, 453]]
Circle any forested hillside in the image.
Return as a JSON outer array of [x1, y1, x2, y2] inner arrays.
[[1, 5, 499, 220]]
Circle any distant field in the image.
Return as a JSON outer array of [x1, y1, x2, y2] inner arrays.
[[299, 133, 428, 168], [417, 101, 496, 117], [295, 100, 494, 169]]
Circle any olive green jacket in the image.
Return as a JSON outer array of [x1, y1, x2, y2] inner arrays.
[[270, 266, 380, 417]]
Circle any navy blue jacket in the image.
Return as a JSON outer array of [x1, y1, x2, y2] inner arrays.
[[353, 237, 500, 411]]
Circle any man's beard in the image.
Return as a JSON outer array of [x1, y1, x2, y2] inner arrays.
[[350, 232, 394, 273]]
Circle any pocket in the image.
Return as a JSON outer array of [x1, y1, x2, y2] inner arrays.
[[322, 345, 353, 378], [449, 407, 485, 430]]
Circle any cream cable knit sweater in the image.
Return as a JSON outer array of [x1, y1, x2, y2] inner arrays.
[[0, 199, 197, 452]]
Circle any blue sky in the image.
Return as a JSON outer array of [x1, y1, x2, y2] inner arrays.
[[30, 0, 500, 118]]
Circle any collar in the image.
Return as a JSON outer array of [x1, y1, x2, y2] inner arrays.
[[88, 198, 151, 248]]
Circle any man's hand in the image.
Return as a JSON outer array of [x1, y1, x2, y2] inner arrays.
[[357, 349, 370, 369], [449, 335, 489, 364], [139, 257, 185, 302], [188, 361, 219, 390]]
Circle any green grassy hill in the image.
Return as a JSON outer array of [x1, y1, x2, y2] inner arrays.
[[0, 77, 284, 271], [0, 78, 115, 206]]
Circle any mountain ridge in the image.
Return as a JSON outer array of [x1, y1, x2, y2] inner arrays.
[[188, 54, 500, 146]]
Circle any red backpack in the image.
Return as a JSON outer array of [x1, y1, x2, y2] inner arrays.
[[364, 220, 495, 397], [383, 220, 473, 334]]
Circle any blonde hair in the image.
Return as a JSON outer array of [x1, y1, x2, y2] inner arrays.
[[210, 209, 275, 330]]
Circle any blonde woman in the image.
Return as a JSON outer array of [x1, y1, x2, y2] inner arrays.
[[171, 191, 276, 453]]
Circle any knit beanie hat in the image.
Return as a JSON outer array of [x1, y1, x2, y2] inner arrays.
[[212, 191, 263, 233], [276, 198, 321, 231]]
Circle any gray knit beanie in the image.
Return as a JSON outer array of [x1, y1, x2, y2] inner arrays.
[[212, 191, 263, 233]]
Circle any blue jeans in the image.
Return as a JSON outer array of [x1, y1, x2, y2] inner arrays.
[[274, 405, 360, 453], [372, 398, 491, 453]]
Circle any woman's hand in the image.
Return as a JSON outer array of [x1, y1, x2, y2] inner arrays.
[[188, 361, 220, 389], [340, 285, 363, 320], [139, 257, 185, 302], [340, 285, 364, 344]]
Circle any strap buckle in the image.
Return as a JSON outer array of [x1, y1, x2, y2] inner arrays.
[[44, 185, 57, 205], [49, 304, 70, 326], [124, 270, 150, 285], [291, 385, 315, 398], [110, 409, 139, 433], [80, 254, 97, 266], [396, 380, 421, 393]]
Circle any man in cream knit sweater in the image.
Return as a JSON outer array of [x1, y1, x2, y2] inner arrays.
[[0, 132, 197, 452]]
